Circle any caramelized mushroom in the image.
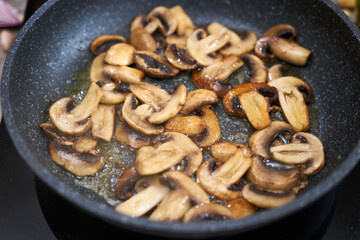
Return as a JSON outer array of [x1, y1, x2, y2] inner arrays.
[[114, 167, 141, 200], [130, 14, 158, 33], [104, 43, 136, 66], [170, 5, 195, 36], [90, 35, 126, 55], [267, 64, 288, 82], [179, 89, 218, 115], [165, 44, 197, 70], [115, 122, 152, 149], [40, 122, 73, 145], [241, 54, 267, 83], [183, 203, 233, 223], [91, 104, 115, 142], [147, 6, 177, 36], [226, 198, 255, 219], [130, 27, 156, 51]]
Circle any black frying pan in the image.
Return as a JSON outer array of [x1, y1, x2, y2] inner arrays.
[[2, 0, 360, 238]]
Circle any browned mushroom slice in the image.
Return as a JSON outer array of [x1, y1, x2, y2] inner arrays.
[[242, 183, 296, 209], [165, 108, 221, 148], [115, 122, 152, 149], [207, 22, 257, 56], [187, 28, 230, 66], [40, 122, 73, 145], [90, 53, 112, 83], [249, 121, 294, 159], [104, 43, 136, 66], [147, 6, 177, 36], [165, 44, 197, 70], [267, 64, 288, 82], [49, 138, 105, 176], [191, 55, 243, 97], [210, 141, 252, 163], [96, 81, 128, 104], [135, 132, 202, 176], [170, 5, 195, 36], [130, 27, 156, 51], [114, 167, 141, 200], [241, 54, 267, 83], [150, 171, 209, 221], [130, 82, 170, 111], [49, 83, 103, 135], [197, 147, 252, 200], [223, 83, 278, 117], [226, 198, 256, 219], [164, 35, 188, 48], [268, 76, 312, 132], [134, 51, 180, 78], [73, 137, 97, 153], [90, 35, 126, 55], [130, 14, 158, 33], [91, 104, 115, 142], [247, 155, 302, 191], [270, 132, 325, 175], [255, 24, 311, 66], [183, 203, 233, 223], [115, 175, 170, 217], [122, 94, 163, 135], [179, 89, 218, 115]]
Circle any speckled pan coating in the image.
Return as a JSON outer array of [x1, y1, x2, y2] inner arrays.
[[1, 0, 360, 238]]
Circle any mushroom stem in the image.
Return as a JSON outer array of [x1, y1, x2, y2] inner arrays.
[[269, 38, 311, 66]]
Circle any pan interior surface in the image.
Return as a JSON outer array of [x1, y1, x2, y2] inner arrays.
[[2, 0, 360, 238]]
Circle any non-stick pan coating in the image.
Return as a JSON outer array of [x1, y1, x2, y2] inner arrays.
[[2, 0, 360, 238]]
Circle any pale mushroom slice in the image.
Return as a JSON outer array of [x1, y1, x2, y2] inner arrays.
[[115, 175, 170, 217], [165, 108, 221, 148], [135, 132, 202, 176], [197, 144, 253, 200], [115, 122, 152, 149], [147, 6, 177, 36], [133, 51, 180, 78], [49, 138, 105, 176], [49, 83, 103, 135], [96, 81, 128, 104], [270, 132, 325, 175], [191, 54, 243, 97], [72, 137, 97, 153], [104, 43, 136, 66], [90, 35, 126, 55], [187, 28, 230, 66], [150, 171, 209, 222], [130, 14, 158, 33], [91, 104, 115, 142], [226, 198, 256, 219], [255, 24, 311, 66], [183, 203, 233, 223], [130, 82, 171, 111], [114, 167, 141, 200], [207, 22, 257, 56], [170, 5, 195, 36], [210, 141, 252, 163], [267, 64, 288, 82], [165, 44, 197, 70], [122, 94, 163, 135], [179, 89, 218, 115], [268, 76, 313, 132], [242, 183, 296, 209], [241, 54, 267, 83]]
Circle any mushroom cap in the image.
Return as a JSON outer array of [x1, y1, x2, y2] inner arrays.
[[165, 44, 197, 70], [130, 14, 158, 33], [267, 64, 288, 82], [130, 27, 156, 51], [104, 43, 136, 66], [183, 203, 233, 223], [90, 35, 126, 55], [179, 89, 218, 115], [114, 167, 141, 200], [207, 22, 257, 56], [135, 132, 202, 176], [241, 53, 267, 84], [147, 6, 177, 36], [49, 138, 105, 176]]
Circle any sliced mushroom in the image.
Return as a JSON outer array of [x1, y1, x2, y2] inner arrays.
[[249, 121, 294, 159], [207, 22, 257, 56], [90, 53, 112, 83], [267, 64, 288, 82], [270, 132, 325, 175], [183, 203, 233, 223], [150, 171, 209, 221], [147, 6, 177, 36], [130, 82, 171, 111], [241, 53, 267, 83], [191, 55, 243, 97], [130, 14, 158, 33], [115, 175, 170, 217], [165, 44, 197, 70], [91, 104, 115, 142], [165, 108, 221, 148], [268, 76, 312, 132], [90, 35, 126, 55], [135, 132, 202, 176], [40, 122, 73, 145], [49, 83, 103, 135], [255, 24, 311, 66], [96, 81, 128, 104], [130, 27, 156, 51], [179, 89, 218, 115], [226, 198, 255, 219], [187, 28, 230, 66], [170, 5, 195, 36], [134, 51, 180, 78], [73, 137, 97, 153], [115, 122, 152, 149], [210, 141, 252, 163], [165, 35, 188, 49], [104, 43, 136, 66], [242, 183, 296, 209], [122, 94, 163, 135], [197, 146, 253, 200], [114, 167, 141, 200], [49, 138, 105, 176]]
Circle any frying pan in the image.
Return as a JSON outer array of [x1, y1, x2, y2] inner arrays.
[[1, 0, 360, 238]]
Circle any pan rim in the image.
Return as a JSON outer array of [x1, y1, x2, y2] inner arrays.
[[2, 0, 360, 237]]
